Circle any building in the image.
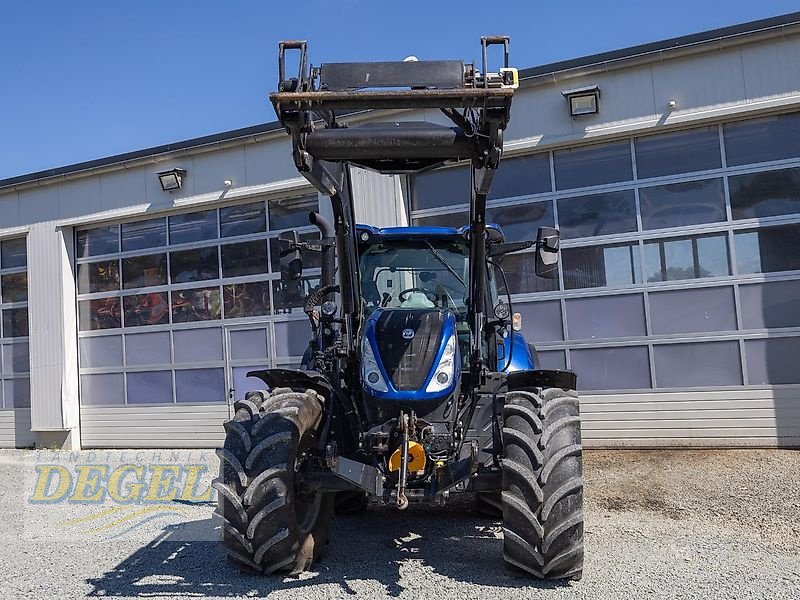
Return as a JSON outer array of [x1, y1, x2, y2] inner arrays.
[[2, 13, 800, 450]]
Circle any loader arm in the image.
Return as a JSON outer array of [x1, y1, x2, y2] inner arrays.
[[269, 37, 517, 381]]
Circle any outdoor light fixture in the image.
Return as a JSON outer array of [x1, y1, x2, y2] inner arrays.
[[156, 168, 186, 191], [561, 85, 600, 118]]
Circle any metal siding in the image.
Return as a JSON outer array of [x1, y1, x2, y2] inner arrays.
[[99, 167, 148, 212], [18, 186, 59, 225], [580, 388, 800, 448], [349, 167, 406, 228], [650, 48, 748, 116], [27, 223, 79, 431], [191, 147, 247, 196], [57, 177, 102, 219], [0, 412, 15, 447], [244, 138, 302, 187], [0, 192, 21, 227], [80, 404, 230, 448], [740, 36, 800, 101], [0, 410, 34, 448]]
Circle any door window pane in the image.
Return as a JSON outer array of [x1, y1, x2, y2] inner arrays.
[[269, 195, 318, 231], [230, 329, 269, 360], [123, 292, 170, 327], [513, 301, 564, 343], [487, 201, 554, 242], [643, 234, 729, 282], [121, 218, 167, 252], [497, 253, 559, 294], [557, 190, 637, 239], [170, 247, 219, 283], [78, 336, 122, 368], [175, 368, 224, 403], [537, 350, 566, 370], [174, 328, 223, 363], [639, 178, 726, 230], [77, 260, 120, 294], [490, 153, 551, 198], [0, 238, 27, 269], [654, 341, 742, 388], [220, 202, 266, 237], [125, 332, 171, 366], [2, 342, 29, 373], [223, 282, 271, 318], [122, 254, 167, 289], [80, 373, 124, 406], [412, 166, 470, 211], [635, 127, 721, 179], [735, 225, 800, 275], [566, 294, 646, 340], [273, 277, 320, 314], [562, 243, 640, 290], [569, 346, 651, 390], [724, 112, 800, 166], [268, 232, 321, 273], [76, 225, 119, 258], [649, 287, 737, 335], [554, 140, 632, 190], [232, 366, 266, 401], [745, 337, 800, 385], [221, 240, 268, 278], [79, 298, 121, 331], [1, 272, 27, 303], [739, 280, 800, 330], [127, 371, 173, 404], [2, 308, 28, 337], [412, 211, 469, 228], [274, 320, 312, 357], [168, 210, 218, 245], [729, 167, 800, 220], [172, 287, 221, 323]]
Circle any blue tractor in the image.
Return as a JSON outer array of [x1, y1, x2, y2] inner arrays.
[[214, 38, 584, 580]]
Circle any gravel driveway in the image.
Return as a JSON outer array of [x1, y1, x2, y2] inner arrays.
[[1, 448, 798, 599]]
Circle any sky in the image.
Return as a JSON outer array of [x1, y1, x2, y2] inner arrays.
[[0, 1, 797, 180]]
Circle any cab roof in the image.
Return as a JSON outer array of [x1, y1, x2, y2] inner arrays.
[[355, 224, 505, 243]]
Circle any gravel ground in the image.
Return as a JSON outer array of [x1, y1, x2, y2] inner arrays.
[[1, 448, 798, 599]]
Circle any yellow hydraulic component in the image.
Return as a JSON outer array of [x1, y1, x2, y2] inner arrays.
[[388, 441, 427, 473]]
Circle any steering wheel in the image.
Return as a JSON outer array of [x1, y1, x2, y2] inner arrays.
[[398, 287, 437, 303]]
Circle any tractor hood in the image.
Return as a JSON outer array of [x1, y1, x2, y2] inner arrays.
[[361, 307, 460, 402]]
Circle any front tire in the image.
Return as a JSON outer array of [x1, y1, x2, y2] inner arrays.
[[214, 387, 334, 575], [501, 387, 584, 580]]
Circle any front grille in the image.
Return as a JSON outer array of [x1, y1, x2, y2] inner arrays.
[[375, 309, 443, 391]]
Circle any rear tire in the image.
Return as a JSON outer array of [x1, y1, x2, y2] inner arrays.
[[501, 387, 584, 580], [214, 387, 335, 575]]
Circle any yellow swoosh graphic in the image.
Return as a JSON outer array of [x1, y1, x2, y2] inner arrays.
[[61, 505, 128, 526], [85, 504, 189, 535]]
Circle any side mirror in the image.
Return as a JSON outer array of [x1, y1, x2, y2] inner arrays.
[[535, 226, 559, 279], [278, 231, 303, 282]]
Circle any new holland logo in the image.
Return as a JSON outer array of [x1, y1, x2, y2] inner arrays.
[[402, 328, 415, 339]]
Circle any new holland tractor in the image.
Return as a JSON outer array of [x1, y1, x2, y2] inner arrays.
[[214, 37, 584, 580]]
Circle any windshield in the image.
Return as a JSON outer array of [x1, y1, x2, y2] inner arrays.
[[359, 239, 469, 317]]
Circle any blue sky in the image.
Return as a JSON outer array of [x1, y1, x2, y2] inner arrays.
[[0, 1, 796, 180]]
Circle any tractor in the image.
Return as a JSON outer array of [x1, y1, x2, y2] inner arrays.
[[214, 37, 584, 580]]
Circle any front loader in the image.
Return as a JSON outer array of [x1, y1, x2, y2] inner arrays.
[[214, 37, 584, 580]]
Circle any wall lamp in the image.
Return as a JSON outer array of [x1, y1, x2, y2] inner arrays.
[[561, 85, 600, 118], [156, 168, 186, 191]]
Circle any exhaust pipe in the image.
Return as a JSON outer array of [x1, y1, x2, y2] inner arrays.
[[309, 211, 335, 288]]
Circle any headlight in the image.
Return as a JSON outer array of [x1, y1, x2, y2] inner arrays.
[[425, 334, 457, 393], [361, 337, 388, 392]]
